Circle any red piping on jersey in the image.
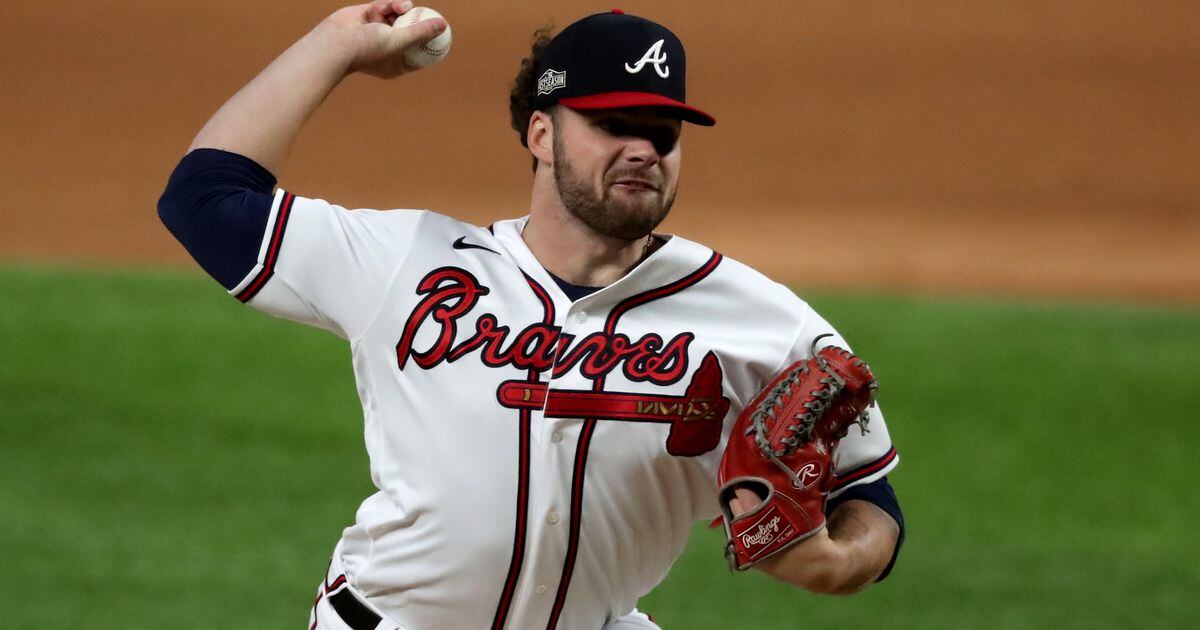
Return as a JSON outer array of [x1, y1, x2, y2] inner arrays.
[[491, 273, 557, 630], [236, 191, 295, 303], [311, 572, 348, 630], [325, 573, 347, 591], [545, 252, 723, 630], [309, 591, 322, 630], [832, 446, 897, 490]]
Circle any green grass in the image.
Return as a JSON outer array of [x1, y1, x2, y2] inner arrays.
[[2, 264, 1198, 628]]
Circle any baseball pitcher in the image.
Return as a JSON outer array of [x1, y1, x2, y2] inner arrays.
[[158, 3, 905, 628]]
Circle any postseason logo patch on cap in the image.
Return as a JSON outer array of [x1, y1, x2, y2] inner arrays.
[[537, 69, 567, 96]]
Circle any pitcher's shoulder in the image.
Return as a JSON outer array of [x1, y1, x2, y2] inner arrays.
[[667, 235, 811, 315]]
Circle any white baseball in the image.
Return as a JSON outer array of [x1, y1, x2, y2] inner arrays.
[[400, 7, 452, 69]]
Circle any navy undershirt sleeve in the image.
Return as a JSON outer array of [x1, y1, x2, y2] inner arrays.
[[157, 148, 277, 290], [826, 475, 905, 581]]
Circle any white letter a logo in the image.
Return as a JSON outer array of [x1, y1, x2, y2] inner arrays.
[[625, 39, 670, 78]]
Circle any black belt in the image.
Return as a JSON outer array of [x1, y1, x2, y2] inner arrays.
[[327, 584, 382, 630]]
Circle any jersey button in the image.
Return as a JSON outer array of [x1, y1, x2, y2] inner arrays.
[[573, 311, 587, 324], [551, 430, 564, 443], [546, 510, 561, 524], [535, 584, 548, 594]]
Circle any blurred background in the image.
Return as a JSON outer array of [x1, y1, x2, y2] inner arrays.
[[3, 0, 1197, 301], [1, 1, 1197, 628]]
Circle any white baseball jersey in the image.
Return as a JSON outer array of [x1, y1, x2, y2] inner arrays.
[[232, 189, 899, 629]]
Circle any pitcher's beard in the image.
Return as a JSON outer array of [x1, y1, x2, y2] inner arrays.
[[553, 144, 676, 242]]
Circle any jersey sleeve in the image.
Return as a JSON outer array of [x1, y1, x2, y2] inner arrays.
[[782, 300, 900, 497], [229, 189, 426, 339]]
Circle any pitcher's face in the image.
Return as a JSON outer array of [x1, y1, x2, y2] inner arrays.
[[552, 106, 682, 241]]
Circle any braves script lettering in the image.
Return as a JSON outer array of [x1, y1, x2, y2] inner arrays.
[[740, 515, 782, 549], [395, 267, 691, 384]]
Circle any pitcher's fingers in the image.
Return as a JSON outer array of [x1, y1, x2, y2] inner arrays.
[[381, 0, 414, 25], [395, 14, 447, 48], [367, 0, 410, 24], [365, 0, 387, 23], [729, 487, 765, 517]]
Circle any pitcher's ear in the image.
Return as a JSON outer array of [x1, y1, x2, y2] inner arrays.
[[528, 110, 555, 166]]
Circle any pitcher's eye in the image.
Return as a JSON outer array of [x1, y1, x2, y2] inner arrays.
[[597, 119, 630, 137], [649, 128, 680, 154]]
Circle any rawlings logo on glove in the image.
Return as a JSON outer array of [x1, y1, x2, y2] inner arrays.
[[717, 334, 877, 571]]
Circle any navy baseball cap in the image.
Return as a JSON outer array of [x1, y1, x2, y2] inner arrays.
[[532, 10, 716, 126]]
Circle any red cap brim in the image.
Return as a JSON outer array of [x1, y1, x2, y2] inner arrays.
[[559, 91, 716, 126]]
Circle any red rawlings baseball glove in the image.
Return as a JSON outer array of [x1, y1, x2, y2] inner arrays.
[[717, 334, 877, 571]]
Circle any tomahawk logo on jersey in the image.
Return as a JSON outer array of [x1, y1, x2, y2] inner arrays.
[[222, 189, 899, 629]]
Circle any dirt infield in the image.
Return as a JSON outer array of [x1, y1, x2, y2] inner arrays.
[[2, 1, 1196, 303]]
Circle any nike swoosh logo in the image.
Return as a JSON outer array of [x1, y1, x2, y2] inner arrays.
[[452, 236, 500, 255]]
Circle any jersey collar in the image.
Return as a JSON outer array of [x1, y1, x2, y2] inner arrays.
[[490, 217, 717, 309]]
